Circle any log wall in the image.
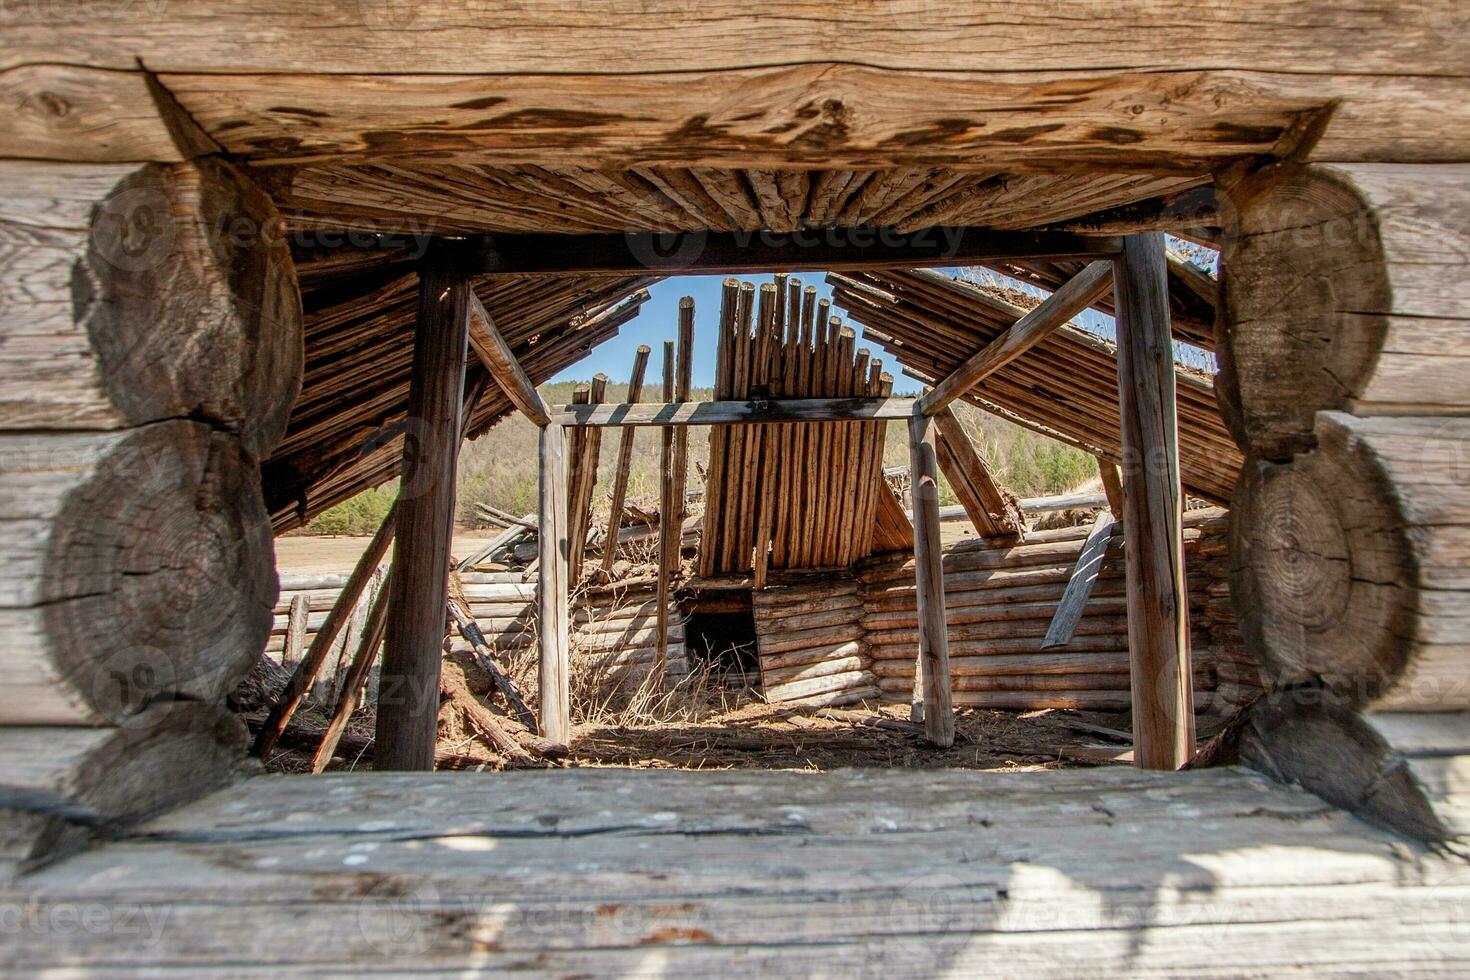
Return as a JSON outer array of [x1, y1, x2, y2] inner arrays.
[[752, 579, 877, 707], [0, 159, 297, 871], [855, 508, 1258, 714]]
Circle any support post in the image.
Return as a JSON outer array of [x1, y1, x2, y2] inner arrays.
[[907, 404, 955, 748], [374, 252, 471, 771], [538, 421, 571, 747], [1113, 232, 1193, 770], [656, 341, 677, 678]]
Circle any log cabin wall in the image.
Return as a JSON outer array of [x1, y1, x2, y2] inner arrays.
[[752, 578, 877, 706], [267, 572, 688, 706], [856, 508, 1259, 715]]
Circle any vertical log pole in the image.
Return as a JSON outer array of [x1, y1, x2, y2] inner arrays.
[[908, 404, 955, 748], [656, 340, 677, 679], [538, 420, 571, 748], [1113, 232, 1193, 770], [601, 345, 651, 575], [374, 250, 471, 771]]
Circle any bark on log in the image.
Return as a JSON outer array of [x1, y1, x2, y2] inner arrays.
[[1231, 413, 1470, 710], [0, 701, 250, 870], [0, 421, 275, 725], [0, 159, 303, 459], [1217, 162, 1470, 459]]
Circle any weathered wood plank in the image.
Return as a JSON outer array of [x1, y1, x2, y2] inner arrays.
[[465, 291, 551, 426], [1113, 233, 1193, 770], [1041, 510, 1118, 650]]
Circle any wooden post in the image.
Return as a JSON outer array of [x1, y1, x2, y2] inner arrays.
[[538, 420, 571, 747], [567, 373, 608, 582], [281, 594, 309, 673], [907, 404, 955, 748], [1098, 456, 1126, 517], [374, 251, 471, 771], [656, 341, 677, 677], [601, 345, 651, 574], [1113, 232, 1193, 770]]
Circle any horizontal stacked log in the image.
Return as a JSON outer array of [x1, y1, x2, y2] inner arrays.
[[264, 262, 654, 531], [0, 160, 293, 871], [268, 573, 686, 698], [855, 508, 1255, 714], [828, 269, 1240, 504], [699, 275, 910, 577], [752, 579, 876, 707]]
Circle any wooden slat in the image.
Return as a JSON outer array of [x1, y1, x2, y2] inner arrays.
[[555, 396, 915, 427], [600, 345, 651, 574]]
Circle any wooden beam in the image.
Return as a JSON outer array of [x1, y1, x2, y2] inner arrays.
[[466, 290, 552, 427], [907, 404, 955, 748], [1041, 510, 1118, 650], [931, 406, 1024, 539], [555, 396, 914, 428], [461, 228, 1120, 277], [538, 420, 571, 749], [1113, 233, 1193, 771], [600, 345, 651, 574], [1098, 456, 1126, 517], [919, 260, 1113, 416], [1047, 186, 1219, 237], [374, 257, 471, 771]]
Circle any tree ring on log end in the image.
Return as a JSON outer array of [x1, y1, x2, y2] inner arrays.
[[81, 157, 303, 459], [1230, 439, 1414, 706], [1217, 163, 1390, 461], [43, 421, 276, 723]]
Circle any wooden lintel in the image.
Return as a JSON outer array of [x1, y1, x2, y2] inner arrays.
[[554, 396, 914, 428], [466, 291, 552, 427], [920, 260, 1114, 416], [456, 227, 1120, 277]]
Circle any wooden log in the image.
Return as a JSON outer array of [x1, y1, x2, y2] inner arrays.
[[0, 702, 249, 870], [1042, 511, 1118, 649], [280, 594, 310, 674], [1231, 413, 1470, 710], [310, 575, 391, 773], [919, 259, 1113, 416], [447, 602, 538, 733], [1098, 456, 1126, 517], [465, 291, 552, 426], [0, 422, 274, 726], [1114, 233, 1193, 770], [932, 406, 1024, 539], [656, 341, 677, 678], [907, 405, 955, 747], [0, 160, 302, 459], [1216, 163, 1470, 458], [567, 375, 608, 582], [553, 396, 914, 428], [538, 421, 571, 748], [374, 255, 470, 772], [601, 345, 650, 574]]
